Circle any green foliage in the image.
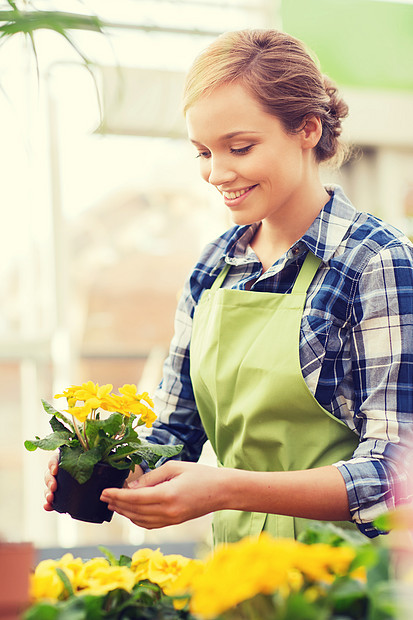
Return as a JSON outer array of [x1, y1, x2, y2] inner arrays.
[[298, 521, 368, 547], [59, 444, 106, 484], [24, 523, 404, 620], [24, 582, 193, 620], [25, 399, 182, 484]]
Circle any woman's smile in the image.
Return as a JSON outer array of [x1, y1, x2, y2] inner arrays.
[[221, 184, 258, 207]]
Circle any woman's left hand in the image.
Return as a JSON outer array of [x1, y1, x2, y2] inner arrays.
[[100, 461, 228, 528]]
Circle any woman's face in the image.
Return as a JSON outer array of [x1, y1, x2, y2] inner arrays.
[[186, 82, 312, 228]]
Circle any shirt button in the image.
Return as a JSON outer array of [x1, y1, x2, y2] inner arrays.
[[292, 246, 300, 255]]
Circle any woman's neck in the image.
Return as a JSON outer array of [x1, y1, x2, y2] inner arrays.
[[251, 184, 330, 271]]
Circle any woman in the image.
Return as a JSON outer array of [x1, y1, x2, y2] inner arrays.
[[45, 29, 413, 543]]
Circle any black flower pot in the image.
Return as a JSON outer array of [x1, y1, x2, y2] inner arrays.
[[52, 461, 129, 523]]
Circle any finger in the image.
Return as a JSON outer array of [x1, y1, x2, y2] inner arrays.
[[44, 471, 57, 492], [110, 504, 169, 529], [43, 490, 55, 511], [101, 485, 167, 506], [133, 464, 177, 488], [48, 454, 59, 475]]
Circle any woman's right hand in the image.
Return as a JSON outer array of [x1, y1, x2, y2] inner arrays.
[[44, 453, 59, 511]]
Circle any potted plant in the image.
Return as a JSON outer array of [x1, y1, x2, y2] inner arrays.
[[24, 381, 182, 523]]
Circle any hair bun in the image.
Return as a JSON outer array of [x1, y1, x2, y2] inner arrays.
[[323, 75, 348, 125], [317, 75, 349, 164]]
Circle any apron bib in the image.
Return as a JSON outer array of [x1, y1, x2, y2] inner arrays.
[[190, 251, 358, 543]]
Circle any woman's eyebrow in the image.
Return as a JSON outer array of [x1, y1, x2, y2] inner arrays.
[[190, 130, 262, 146]]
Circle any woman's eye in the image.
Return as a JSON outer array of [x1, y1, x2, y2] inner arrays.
[[195, 151, 211, 159], [230, 145, 253, 155]]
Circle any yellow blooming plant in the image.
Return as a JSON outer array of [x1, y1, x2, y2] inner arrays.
[[167, 533, 369, 619], [24, 381, 182, 484], [24, 525, 398, 620], [26, 546, 200, 620]]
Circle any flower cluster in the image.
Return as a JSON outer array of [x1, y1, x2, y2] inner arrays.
[[55, 381, 156, 427], [30, 547, 199, 602], [168, 533, 365, 618], [26, 525, 400, 620], [25, 381, 182, 484]]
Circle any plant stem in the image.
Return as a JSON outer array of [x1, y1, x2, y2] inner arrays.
[[83, 421, 90, 449], [71, 415, 88, 451]]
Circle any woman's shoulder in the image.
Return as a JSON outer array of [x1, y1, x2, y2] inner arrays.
[[339, 210, 413, 272], [326, 186, 413, 272]]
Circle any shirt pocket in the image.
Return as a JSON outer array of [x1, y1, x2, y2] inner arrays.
[[300, 313, 333, 367]]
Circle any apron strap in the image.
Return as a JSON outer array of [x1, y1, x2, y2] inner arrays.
[[291, 251, 322, 295], [210, 262, 231, 292]]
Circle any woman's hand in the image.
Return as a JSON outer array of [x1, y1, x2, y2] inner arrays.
[[43, 455, 144, 512], [100, 463, 351, 528], [100, 461, 229, 529], [43, 453, 59, 511]]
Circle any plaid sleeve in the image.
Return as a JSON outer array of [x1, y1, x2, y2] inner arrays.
[[334, 241, 413, 537], [139, 274, 208, 464]]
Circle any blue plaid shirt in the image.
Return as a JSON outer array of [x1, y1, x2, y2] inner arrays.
[[143, 185, 413, 537]]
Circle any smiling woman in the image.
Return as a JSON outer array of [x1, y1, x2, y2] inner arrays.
[[45, 28, 413, 547], [186, 82, 327, 261]]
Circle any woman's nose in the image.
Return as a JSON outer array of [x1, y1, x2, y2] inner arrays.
[[207, 156, 237, 187]]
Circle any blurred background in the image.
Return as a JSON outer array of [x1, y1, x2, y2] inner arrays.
[[1, 0, 412, 558]]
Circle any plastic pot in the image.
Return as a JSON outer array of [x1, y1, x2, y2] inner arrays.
[[52, 460, 129, 523]]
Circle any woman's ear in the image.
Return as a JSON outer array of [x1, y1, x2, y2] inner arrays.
[[300, 115, 323, 151]]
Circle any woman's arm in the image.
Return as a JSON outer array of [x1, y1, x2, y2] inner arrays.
[[100, 460, 350, 529]]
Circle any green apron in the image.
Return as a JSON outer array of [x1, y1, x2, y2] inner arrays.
[[190, 250, 359, 543]]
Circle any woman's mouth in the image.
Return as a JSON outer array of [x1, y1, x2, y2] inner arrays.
[[221, 185, 257, 207]]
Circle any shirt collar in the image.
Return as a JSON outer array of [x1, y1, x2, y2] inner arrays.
[[221, 185, 358, 266], [301, 185, 358, 262]]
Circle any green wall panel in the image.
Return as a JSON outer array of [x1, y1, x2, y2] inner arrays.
[[281, 0, 413, 91]]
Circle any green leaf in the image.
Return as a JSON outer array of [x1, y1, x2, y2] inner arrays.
[[298, 521, 368, 547], [42, 399, 74, 431], [22, 601, 58, 620], [327, 576, 367, 616], [24, 439, 40, 452], [368, 580, 400, 620], [118, 554, 132, 567], [59, 444, 104, 484], [98, 545, 118, 566], [0, 11, 104, 36], [55, 567, 74, 598], [49, 415, 73, 434], [134, 441, 183, 462], [87, 412, 124, 437], [24, 431, 72, 452]]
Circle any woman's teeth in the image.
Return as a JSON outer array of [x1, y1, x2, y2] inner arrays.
[[223, 187, 253, 200]]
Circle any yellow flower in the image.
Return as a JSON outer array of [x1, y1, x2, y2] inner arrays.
[[140, 406, 157, 428], [30, 554, 83, 602], [146, 550, 192, 591], [54, 386, 78, 399], [30, 559, 66, 601], [131, 547, 156, 581], [138, 391, 155, 409], [295, 543, 356, 584], [77, 562, 135, 596], [65, 403, 93, 423], [131, 547, 195, 595], [183, 535, 295, 618], [76, 557, 111, 589], [118, 384, 140, 399], [70, 382, 113, 404], [163, 559, 205, 610], [171, 534, 361, 619], [57, 553, 84, 584]]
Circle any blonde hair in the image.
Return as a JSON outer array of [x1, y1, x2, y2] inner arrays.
[[183, 29, 349, 165]]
